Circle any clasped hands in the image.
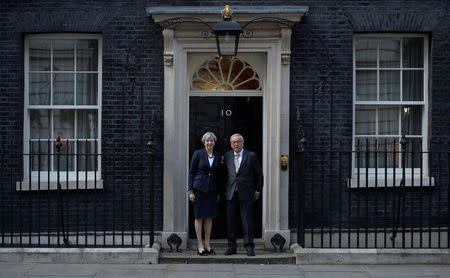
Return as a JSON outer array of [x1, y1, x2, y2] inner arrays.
[[222, 191, 260, 201], [188, 192, 221, 203]]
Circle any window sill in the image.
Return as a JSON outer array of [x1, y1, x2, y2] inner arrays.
[[348, 176, 434, 188], [16, 180, 104, 191]]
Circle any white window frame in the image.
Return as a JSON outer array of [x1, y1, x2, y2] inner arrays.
[[21, 33, 102, 190], [351, 33, 431, 188]]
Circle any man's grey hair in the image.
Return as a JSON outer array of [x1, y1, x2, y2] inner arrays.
[[230, 133, 244, 143], [201, 132, 217, 144]]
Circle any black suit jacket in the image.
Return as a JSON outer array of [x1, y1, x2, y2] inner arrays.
[[224, 149, 263, 201], [188, 149, 221, 193]]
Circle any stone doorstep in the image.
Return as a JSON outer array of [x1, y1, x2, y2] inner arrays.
[[159, 249, 294, 264], [186, 238, 274, 251], [161, 239, 293, 264]]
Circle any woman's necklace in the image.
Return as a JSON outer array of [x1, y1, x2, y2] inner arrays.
[[207, 152, 214, 158]]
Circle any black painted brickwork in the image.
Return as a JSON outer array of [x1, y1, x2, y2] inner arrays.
[[0, 0, 166, 233], [288, 0, 450, 231], [0, 0, 449, 236]]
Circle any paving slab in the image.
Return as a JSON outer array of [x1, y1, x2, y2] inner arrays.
[[362, 264, 439, 277], [0, 263, 35, 278], [94, 268, 166, 278], [233, 264, 301, 275], [422, 265, 450, 277], [24, 276, 94, 278], [168, 264, 234, 272], [303, 272, 369, 278], [237, 275, 304, 278], [79, 263, 167, 278], [3, 263, 450, 278], [100, 263, 167, 270], [25, 264, 97, 276], [298, 265, 366, 272], [167, 264, 234, 278], [168, 272, 234, 278]]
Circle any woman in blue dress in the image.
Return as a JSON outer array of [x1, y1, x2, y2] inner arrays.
[[188, 132, 221, 255]]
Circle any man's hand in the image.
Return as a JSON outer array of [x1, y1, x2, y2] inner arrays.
[[217, 194, 220, 203], [253, 191, 260, 201]]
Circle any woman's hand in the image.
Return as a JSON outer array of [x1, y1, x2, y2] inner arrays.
[[189, 192, 195, 202]]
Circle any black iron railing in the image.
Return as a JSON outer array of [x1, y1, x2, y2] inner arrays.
[[296, 139, 449, 248], [0, 138, 155, 248]]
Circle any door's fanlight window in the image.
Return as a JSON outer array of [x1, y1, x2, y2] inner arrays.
[[191, 57, 261, 91]]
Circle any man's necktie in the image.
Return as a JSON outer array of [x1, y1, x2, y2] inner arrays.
[[234, 153, 240, 173]]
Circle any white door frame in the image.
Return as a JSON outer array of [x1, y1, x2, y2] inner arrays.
[[148, 7, 307, 249]]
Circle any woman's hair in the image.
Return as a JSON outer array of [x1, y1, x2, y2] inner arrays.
[[201, 132, 217, 144]]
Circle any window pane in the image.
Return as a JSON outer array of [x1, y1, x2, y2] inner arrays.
[[53, 73, 74, 105], [379, 38, 400, 68], [30, 141, 49, 171], [355, 38, 377, 68], [76, 141, 97, 171], [53, 110, 74, 140], [402, 70, 423, 101], [76, 40, 98, 71], [355, 138, 376, 168], [217, 35, 236, 57], [76, 74, 97, 105], [378, 106, 399, 135], [356, 70, 377, 101], [402, 37, 423, 68], [77, 110, 98, 139], [230, 59, 244, 83], [401, 106, 422, 135], [404, 138, 422, 169], [29, 40, 51, 71], [379, 70, 400, 101], [30, 110, 50, 139], [53, 40, 74, 71], [29, 73, 50, 105], [378, 138, 399, 168], [53, 140, 74, 171], [355, 105, 376, 135]]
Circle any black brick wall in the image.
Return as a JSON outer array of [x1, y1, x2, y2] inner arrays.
[[288, 0, 450, 230], [0, 0, 449, 237], [0, 0, 165, 234]]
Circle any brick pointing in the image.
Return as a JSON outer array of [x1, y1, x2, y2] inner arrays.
[[0, 0, 448, 237]]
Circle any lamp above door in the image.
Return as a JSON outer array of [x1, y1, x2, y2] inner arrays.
[[212, 5, 242, 57]]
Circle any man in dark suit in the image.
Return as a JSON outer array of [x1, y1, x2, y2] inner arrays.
[[224, 133, 263, 256]]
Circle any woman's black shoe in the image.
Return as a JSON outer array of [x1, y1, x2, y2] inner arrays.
[[197, 249, 207, 256], [205, 248, 216, 255]]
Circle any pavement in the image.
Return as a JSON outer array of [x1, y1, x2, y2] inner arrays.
[[2, 263, 450, 278]]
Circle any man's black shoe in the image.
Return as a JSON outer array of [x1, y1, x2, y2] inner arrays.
[[224, 247, 237, 255], [246, 247, 255, 256]]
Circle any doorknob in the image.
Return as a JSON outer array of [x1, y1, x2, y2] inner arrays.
[[281, 155, 288, 171]]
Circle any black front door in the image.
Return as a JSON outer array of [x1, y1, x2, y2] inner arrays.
[[189, 96, 263, 239]]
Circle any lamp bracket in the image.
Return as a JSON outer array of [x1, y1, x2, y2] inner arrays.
[[159, 16, 296, 39], [159, 17, 214, 38], [240, 17, 296, 38]]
